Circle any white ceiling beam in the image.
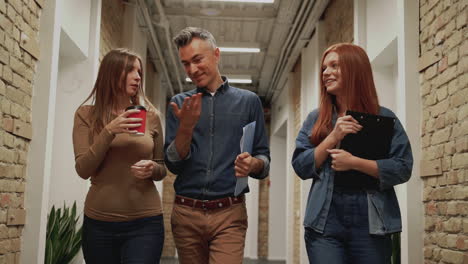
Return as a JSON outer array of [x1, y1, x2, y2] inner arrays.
[[137, 0, 175, 96], [264, 0, 330, 101], [219, 68, 260, 75], [153, 0, 184, 93], [164, 7, 277, 19], [217, 42, 263, 49]]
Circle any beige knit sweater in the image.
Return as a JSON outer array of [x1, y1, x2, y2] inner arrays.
[[73, 105, 166, 222]]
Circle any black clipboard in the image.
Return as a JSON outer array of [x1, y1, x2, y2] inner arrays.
[[335, 110, 395, 188]]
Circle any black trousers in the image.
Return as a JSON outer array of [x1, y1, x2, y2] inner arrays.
[[82, 214, 164, 264]]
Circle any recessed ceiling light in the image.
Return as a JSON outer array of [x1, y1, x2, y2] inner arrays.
[[200, 8, 221, 16], [205, 0, 274, 3], [228, 78, 252, 84], [219, 47, 261, 53]]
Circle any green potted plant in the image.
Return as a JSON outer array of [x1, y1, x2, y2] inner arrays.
[[45, 201, 83, 264]]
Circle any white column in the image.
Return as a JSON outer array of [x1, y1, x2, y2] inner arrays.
[[245, 181, 259, 259], [49, 0, 95, 212], [355, 1, 422, 263], [268, 84, 289, 262], [285, 75, 295, 264], [122, 4, 148, 63], [396, 0, 423, 263], [22, 0, 62, 262], [353, 0, 367, 48], [22, 1, 102, 263], [268, 131, 287, 261]]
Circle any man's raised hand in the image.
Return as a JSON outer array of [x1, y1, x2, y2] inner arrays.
[[170, 93, 202, 130]]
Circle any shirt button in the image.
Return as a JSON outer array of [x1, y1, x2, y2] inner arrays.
[[218, 203, 223, 207], [181, 198, 185, 202]]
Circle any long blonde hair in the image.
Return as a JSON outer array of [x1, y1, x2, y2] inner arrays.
[[81, 48, 154, 133]]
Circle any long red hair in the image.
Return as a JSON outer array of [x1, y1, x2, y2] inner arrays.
[[311, 43, 380, 145]]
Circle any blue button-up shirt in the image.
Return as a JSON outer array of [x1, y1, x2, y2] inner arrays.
[[164, 77, 270, 200], [292, 106, 413, 235]]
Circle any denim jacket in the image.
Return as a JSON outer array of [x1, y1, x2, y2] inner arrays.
[[292, 107, 413, 235]]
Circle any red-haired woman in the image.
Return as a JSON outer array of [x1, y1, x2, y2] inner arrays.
[[292, 43, 413, 263], [73, 48, 166, 263]]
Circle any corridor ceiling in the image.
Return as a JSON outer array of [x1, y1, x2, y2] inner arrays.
[[137, 0, 329, 103]]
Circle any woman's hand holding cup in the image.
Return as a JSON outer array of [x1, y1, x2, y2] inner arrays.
[[105, 109, 142, 135]]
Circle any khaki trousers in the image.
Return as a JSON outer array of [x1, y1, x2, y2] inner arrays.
[[171, 201, 248, 264]]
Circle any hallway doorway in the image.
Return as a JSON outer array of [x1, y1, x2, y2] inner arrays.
[[269, 121, 287, 261]]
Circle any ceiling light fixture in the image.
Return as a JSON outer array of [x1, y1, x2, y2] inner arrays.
[[228, 78, 253, 84], [219, 47, 261, 53], [200, 8, 221, 16], [204, 0, 274, 3]]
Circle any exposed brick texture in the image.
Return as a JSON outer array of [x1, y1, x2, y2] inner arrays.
[[258, 122, 270, 259], [292, 60, 301, 264], [322, 0, 354, 47], [162, 172, 176, 257], [100, 0, 125, 61], [419, 0, 467, 263], [0, 0, 42, 260]]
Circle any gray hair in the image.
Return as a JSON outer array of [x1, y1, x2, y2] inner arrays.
[[173, 27, 217, 50]]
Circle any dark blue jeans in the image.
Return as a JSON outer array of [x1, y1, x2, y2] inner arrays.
[[82, 214, 164, 264], [304, 188, 392, 264]]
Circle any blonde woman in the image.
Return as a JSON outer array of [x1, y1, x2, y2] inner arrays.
[[73, 48, 166, 263]]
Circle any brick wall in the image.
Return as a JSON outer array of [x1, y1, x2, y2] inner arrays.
[[322, 0, 354, 47], [419, 0, 467, 263], [258, 157, 269, 259], [100, 0, 125, 60], [257, 111, 271, 258], [291, 59, 301, 264], [162, 172, 176, 256], [0, 0, 42, 262]]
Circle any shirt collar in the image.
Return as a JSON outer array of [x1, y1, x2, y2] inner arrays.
[[196, 76, 230, 95]]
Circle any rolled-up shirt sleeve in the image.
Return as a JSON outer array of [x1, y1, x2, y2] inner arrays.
[[164, 97, 193, 175], [249, 95, 271, 179], [166, 140, 192, 162], [251, 154, 270, 179], [376, 116, 413, 190], [292, 110, 322, 180]]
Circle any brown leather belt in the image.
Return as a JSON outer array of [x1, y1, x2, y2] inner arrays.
[[175, 195, 244, 210]]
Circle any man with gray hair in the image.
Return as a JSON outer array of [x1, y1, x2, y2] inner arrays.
[[164, 27, 270, 263]]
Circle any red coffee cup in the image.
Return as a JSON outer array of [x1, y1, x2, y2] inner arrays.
[[125, 105, 146, 136]]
